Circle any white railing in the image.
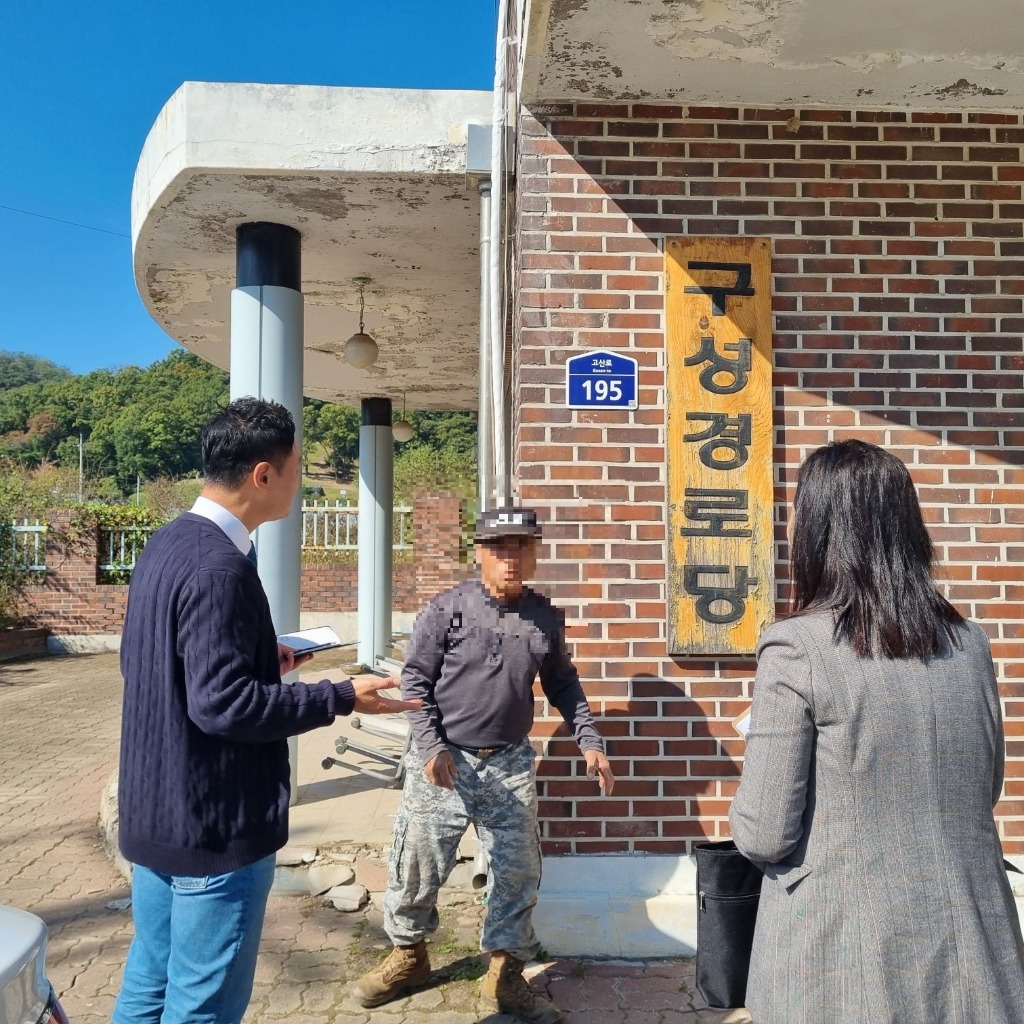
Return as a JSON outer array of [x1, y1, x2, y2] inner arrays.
[[100, 526, 157, 572], [10, 520, 47, 572], [8, 505, 416, 579], [301, 501, 413, 551]]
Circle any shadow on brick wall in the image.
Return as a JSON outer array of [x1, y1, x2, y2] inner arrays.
[[533, 668, 759, 857]]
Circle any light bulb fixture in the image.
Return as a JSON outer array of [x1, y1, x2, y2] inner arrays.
[[392, 391, 414, 443], [344, 276, 379, 369]]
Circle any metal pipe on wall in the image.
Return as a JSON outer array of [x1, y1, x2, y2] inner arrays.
[[477, 180, 493, 514], [489, 0, 511, 506]]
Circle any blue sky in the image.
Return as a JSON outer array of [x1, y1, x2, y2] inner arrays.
[[0, 0, 496, 375]]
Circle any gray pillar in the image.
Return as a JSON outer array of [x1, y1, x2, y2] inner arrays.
[[230, 222, 303, 801], [477, 181, 493, 515], [358, 397, 394, 668]]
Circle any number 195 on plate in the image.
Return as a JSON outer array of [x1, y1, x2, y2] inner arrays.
[[565, 350, 639, 410]]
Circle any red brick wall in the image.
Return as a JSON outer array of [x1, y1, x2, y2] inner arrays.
[[16, 512, 131, 635], [0, 627, 47, 659], [414, 490, 475, 604], [516, 102, 1024, 855], [16, 495, 473, 635], [299, 561, 418, 614]]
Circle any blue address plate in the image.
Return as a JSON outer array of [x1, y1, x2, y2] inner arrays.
[[565, 350, 639, 409]]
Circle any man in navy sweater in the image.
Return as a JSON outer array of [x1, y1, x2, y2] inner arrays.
[[112, 397, 417, 1024]]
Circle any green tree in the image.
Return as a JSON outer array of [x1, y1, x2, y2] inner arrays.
[[0, 349, 481, 498], [111, 406, 180, 490], [403, 410, 476, 456], [393, 445, 475, 503], [317, 404, 361, 482], [302, 400, 325, 475], [0, 351, 71, 390], [0, 348, 228, 490]]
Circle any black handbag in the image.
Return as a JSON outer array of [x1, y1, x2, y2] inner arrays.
[[694, 840, 763, 1009]]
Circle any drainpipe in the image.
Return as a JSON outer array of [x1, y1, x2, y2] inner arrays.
[[477, 180, 493, 514], [490, 0, 511, 506]]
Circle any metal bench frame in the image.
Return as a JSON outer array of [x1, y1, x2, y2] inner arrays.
[[320, 656, 411, 788]]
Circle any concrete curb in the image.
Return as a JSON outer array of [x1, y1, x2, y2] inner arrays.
[[48, 634, 121, 655], [98, 770, 132, 883]]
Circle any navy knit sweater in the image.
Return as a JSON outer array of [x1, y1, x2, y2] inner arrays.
[[118, 513, 355, 876]]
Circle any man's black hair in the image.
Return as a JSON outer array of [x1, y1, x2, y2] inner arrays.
[[201, 397, 295, 489]]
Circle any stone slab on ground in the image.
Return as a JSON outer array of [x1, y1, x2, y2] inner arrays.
[[326, 883, 369, 911], [308, 862, 358, 895]]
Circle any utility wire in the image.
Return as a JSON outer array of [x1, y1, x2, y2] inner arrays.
[[0, 203, 129, 239]]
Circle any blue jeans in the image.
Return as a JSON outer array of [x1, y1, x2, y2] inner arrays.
[[112, 855, 275, 1024]]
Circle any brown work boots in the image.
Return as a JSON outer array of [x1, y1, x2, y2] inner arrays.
[[482, 950, 565, 1024], [351, 940, 431, 1007], [353, 943, 563, 1023]]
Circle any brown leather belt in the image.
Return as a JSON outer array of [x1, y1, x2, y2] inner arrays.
[[450, 743, 507, 759]]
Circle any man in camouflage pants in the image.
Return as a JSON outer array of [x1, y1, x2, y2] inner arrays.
[[353, 507, 615, 1024]]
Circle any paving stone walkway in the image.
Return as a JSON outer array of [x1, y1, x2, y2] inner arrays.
[[0, 651, 750, 1023]]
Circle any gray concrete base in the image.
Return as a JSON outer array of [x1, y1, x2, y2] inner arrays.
[[1004, 854, 1024, 896], [534, 854, 699, 957], [533, 853, 1024, 958], [47, 634, 121, 655]]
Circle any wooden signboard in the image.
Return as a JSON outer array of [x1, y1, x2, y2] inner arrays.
[[665, 237, 774, 655]]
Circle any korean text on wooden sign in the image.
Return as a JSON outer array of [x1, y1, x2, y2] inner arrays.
[[665, 237, 774, 655]]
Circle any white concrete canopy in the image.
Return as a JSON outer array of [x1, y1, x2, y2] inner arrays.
[[523, 0, 1024, 108], [132, 83, 493, 410]]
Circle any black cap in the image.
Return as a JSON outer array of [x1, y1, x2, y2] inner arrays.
[[475, 506, 542, 542]]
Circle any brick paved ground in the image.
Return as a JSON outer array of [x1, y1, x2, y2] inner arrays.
[[0, 651, 749, 1024]]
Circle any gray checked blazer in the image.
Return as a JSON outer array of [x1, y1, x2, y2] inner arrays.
[[730, 611, 1024, 1024]]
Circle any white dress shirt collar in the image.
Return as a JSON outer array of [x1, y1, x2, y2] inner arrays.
[[190, 495, 253, 556]]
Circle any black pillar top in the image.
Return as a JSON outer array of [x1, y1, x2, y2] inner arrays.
[[361, 397, 393, 427], [236, 222, 301, 291]]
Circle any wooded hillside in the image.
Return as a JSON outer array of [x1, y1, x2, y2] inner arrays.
[[0, 349, 476, 497]]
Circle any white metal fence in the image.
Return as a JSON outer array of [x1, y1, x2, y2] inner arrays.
[[10, 520, 47, 572], [6, 504, 416, 578], [301, 501, 413, 551], [100, 526, 157, 573], [97, 503, 414, 573]]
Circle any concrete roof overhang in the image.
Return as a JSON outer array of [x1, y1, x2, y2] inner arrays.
[[522, 0, 1024, 108], [132, 82, 493, 410]]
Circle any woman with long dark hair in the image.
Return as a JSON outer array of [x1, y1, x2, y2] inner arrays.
[[730, 439, 1024, 1024]]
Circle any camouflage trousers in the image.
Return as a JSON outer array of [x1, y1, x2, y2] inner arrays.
[[383, 739, 541, 961]]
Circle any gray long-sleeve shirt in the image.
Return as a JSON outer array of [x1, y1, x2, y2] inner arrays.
[[401, 579, 605, 764]]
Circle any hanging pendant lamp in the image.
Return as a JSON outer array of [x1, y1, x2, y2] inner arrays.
[[393, 391, 414, 442], [344, 277, 378, 369]]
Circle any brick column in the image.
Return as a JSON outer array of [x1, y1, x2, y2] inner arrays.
[[17, 509, 108, 634], [414, 492, 469, 604]]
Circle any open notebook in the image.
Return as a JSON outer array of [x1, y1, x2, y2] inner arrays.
[[275, 625, 344, 655]]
